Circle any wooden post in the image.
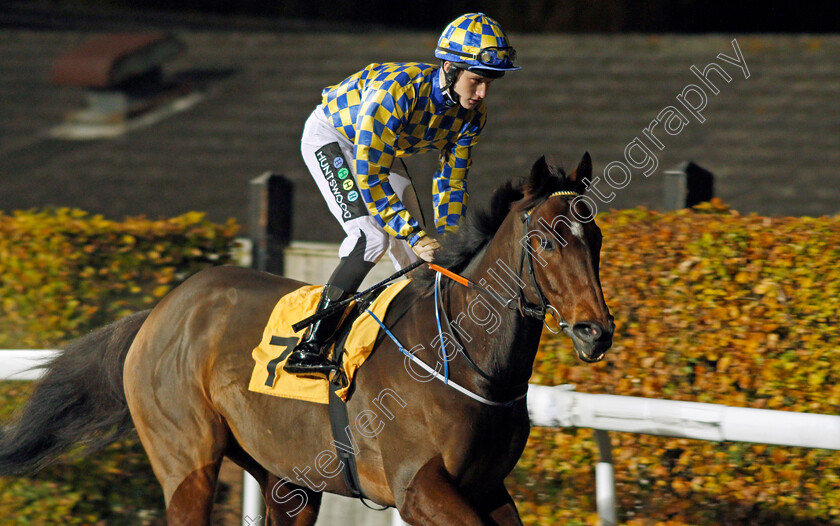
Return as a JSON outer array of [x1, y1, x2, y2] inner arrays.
[[249, 172, 293, 274], [662, 161, 714, 210]]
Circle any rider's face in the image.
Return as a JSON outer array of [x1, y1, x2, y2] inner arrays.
[[445, 63, 494, 110]]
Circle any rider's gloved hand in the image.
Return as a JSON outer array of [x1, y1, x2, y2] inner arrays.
[[412, 236, 441, 262]]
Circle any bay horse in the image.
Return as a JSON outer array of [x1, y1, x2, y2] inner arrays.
[[0, 153, 613, 525]]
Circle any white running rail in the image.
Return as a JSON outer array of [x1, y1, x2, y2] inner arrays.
[[6, 353, 840, 526]]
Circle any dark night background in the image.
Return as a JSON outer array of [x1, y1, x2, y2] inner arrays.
[[1, 0, 838, 242], [2, 1, 837, 33]]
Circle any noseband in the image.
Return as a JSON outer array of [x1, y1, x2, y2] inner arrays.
[[515, 190, 580, 333]]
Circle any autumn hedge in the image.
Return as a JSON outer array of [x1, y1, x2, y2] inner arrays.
[[0, 208, 239, 524], [2, 203, 839, 524], [510, 199, 840, 525]]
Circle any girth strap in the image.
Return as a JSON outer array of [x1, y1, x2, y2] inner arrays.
[[327, 379, 364, 499], [325, 293, 389, 511]]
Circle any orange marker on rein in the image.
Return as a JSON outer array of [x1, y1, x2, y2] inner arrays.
[[428, 263, 470, 287]]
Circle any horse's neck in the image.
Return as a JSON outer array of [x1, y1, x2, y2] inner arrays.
[[450, 219, 543, 393]]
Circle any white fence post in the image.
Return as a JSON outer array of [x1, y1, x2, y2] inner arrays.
[[392, 508, 409, 525], [594, 430, 617, 526], [241, 472, 265, 526]]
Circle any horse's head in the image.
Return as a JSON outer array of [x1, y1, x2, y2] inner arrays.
[[514, 153, 614, 362]]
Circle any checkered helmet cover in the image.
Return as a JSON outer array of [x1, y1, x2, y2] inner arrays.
[[435, 13, 519, 72]]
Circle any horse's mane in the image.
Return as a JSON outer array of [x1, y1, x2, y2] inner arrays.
[[410, 156, 574, 293]]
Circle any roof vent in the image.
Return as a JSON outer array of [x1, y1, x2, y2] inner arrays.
[[49, 32, 202, 139]]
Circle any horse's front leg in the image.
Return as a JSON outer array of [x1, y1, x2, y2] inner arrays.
[[473, 484, 524, 526], [398, 456, 485, 525], [263, 473, 323, 526]]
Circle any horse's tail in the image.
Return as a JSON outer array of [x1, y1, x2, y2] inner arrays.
[[0, 310, 150, 475]]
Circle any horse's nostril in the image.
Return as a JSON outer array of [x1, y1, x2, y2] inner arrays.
[[573, 322, 602, 342]]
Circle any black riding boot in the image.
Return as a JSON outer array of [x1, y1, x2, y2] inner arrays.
[[283, 284, 350, 377]]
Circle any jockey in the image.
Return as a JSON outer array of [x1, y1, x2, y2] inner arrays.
[[284, 13, 520, 377]]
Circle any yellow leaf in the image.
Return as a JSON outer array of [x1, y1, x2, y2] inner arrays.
[[153, 285, 170, 298]]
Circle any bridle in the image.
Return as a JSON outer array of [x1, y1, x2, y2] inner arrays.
[[513, 190, 615, 343], [515, 190, 580, 333], [425, 190, 583, 397], [439, 190, 580, 333], [368, 190, 604, 408]]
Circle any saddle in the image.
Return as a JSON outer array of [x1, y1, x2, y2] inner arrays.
[[248, 280, 411, 404]]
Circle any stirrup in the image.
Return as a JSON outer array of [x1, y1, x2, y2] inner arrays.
[[283, 349, 337, 377]]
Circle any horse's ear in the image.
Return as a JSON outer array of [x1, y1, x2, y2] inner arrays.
[[569, 152, 592, 193], [529, 155, 551, 185]]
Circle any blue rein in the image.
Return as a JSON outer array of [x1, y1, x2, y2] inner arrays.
[[434, 272, 450, 384], [362, 270, 526, 408]]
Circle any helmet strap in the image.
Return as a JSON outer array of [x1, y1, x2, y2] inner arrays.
[[439, 61, 463, 107]]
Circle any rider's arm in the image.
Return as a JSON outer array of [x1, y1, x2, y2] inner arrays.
[[432, 109, 486, 234], [355, 85, 426, 246]]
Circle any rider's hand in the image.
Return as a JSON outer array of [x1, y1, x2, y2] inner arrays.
[[412, 236, 441, 262]]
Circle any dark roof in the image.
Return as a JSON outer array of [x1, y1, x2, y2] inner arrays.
[[1, 23, 838, 243]]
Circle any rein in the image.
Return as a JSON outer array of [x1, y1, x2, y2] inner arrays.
[[364, 307, 527, 408], [366, 190, 582, 408], [432, 189, 580, 334]]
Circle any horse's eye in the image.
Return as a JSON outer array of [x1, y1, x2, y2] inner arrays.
[[539, 237, 555, 251]]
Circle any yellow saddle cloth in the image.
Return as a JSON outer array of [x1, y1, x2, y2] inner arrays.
[[249, 280, 411, 404]]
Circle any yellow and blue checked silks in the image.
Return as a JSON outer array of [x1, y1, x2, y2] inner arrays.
[[437, 13, 511, 60], [320, 62, 486, 245]]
